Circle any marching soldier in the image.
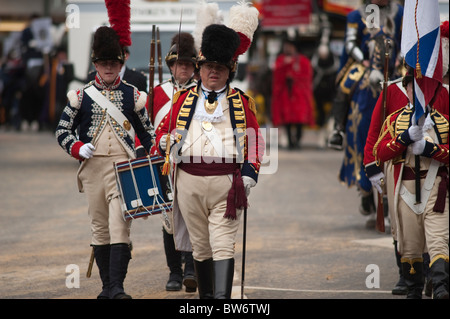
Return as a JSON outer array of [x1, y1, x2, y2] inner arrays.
[[364, 21, 449, 296], [374, 72, 449, 299], [55, 1, 154, 299], [152, 32, 198, 293], [155, 2, 263, 299]]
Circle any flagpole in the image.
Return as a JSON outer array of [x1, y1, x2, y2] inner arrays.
[[412, 81, 421, 204]]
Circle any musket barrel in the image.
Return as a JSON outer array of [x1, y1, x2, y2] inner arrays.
[[157, 27, 163, 83]]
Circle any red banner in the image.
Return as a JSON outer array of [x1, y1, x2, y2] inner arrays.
[[259, 0, 311, 29], [321, 0, 361, 16]]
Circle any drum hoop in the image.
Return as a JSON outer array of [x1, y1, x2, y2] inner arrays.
[[115, 156, 173, 223]]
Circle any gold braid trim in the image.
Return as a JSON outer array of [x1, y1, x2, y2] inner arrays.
[[401, 257, 424, 274], [373, 110, 400, 163], [430, 254, 449, 267]]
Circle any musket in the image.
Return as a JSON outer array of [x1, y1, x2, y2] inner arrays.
[[157, 27, 163, 84], [412, 83, 421, 204], [162, 9, 183, 176], [375, 39, 391, 233], [148, 25, 156, 121]]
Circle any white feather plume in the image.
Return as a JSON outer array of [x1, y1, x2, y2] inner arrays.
[[442, 37, 449, 76], [228, 0, 259, 42], [192, 0, 224, 53]]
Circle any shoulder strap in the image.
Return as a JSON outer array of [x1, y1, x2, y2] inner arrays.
[[85, 86, 135, 140]]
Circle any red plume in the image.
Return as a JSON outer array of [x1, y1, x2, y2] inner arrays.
[[105, 0, 131, 47], [441, 21, 449, 39]]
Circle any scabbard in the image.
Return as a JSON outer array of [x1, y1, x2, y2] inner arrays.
[[86, 247, 95, 278]]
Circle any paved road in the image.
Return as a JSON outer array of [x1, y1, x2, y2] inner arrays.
[[0, 129, 415, 303]]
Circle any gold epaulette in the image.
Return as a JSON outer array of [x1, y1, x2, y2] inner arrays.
[[246, 94, 257, 116], [431, 109, 449, 144], [234, 88, 257, 116], [394, 108, 413, 136], [373, 107, 405, 161], [173, 89, 188, 105]]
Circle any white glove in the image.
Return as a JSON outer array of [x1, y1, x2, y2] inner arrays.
[[242, 176, 256, 197], [369, 172, 385, 194], [411, 139, 426, 155], [159, 134, 175, 151], [79, 143, 95, 159], [369, 69, 383, 88], [408, 125, 423, 142]]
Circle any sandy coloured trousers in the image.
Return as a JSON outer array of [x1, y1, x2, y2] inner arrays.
[[176, 168, 242, 261], [78, 153, 131, 245], [397, 176, 449, 262]]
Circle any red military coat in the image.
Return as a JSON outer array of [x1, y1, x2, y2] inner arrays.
[[364, 81, 449, 178], [155, 84, 265, 182], [271, 53, 315, 127], [375, 107, 449, 191]]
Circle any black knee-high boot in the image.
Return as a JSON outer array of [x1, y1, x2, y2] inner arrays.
[[194, 258, 214, 299], [109, 243, 132, 299], [401, 258, 424, 299], [93, 244, 110, 299], [391, 240, 407, 295], [183, 252, 197, 292], [430, 257, 449, 299], [328, 89, 348, 150], [162, 228, 182, 291], [214, 258, 234, 299]]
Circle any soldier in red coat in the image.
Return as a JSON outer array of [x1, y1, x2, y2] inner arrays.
[[374, 72, 449, 299], [149, 32, 198, 293], [156, 4, 262, 299], [364, 22, 449, 296], [271, 38, 315, 149]]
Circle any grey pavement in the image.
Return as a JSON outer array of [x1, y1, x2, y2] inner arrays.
[[0, 128, 417, 301]]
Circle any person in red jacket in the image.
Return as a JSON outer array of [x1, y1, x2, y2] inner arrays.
[[156, 19, 264, 299], [374, 73, 449, 299], [149, 32, 198, 293], [364, 21, 449, 296], [271, 38, 315, 150]]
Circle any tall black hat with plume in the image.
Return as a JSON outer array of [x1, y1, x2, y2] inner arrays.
[[91, 0, 131, 63], [195, 1, 259, 76]]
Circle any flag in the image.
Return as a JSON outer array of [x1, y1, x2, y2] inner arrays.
[[401, 0, 443, 122]]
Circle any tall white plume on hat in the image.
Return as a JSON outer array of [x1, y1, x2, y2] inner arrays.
[[228, 0, 260, 59], [193, 0, 224, 53]]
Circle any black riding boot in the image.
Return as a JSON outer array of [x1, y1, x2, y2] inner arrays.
[[328, 90, 348, 150], [183, 252, 197, 292], [401, 258, 424, 299], [392, 241, 408, 295], [213, 258, 235, 299], [93, 244, 111, 299], [109, 243, 132, 299], [162, 228, 182, 291], [430, 257, 449, 299], [423, 253, 432, 297], [194, 258, 214, 299]]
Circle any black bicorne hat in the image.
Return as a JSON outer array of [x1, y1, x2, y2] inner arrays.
[[165, 32, 197, 67]]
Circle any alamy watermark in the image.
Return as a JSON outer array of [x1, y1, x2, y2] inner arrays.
[[65, 264, 80, 288], [365, 264, 380, 289], [65, 4, 80, 29], [366, 4, 381, 30]]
